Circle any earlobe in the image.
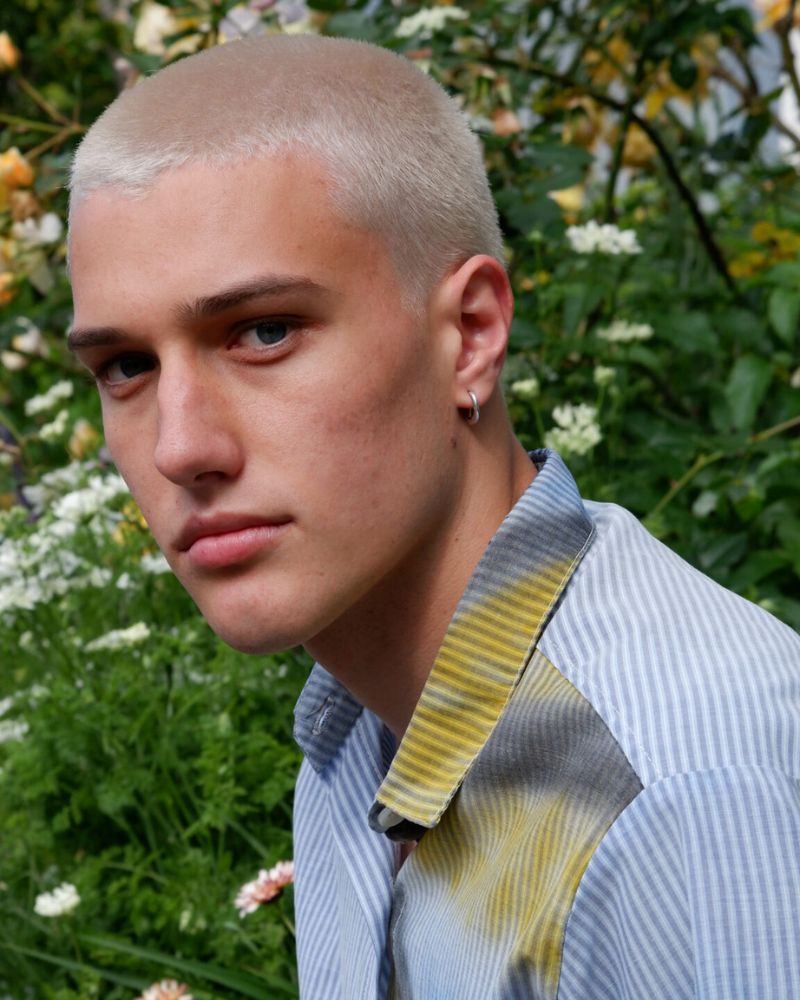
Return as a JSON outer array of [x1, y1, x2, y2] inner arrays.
[[441, 254, 513, 416]]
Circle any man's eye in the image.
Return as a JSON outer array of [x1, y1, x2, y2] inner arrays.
[[241, 320, 291, 347], [99, 354, 155, 385]]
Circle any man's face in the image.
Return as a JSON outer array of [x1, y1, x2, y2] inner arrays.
[[68, 156, 465, 653]]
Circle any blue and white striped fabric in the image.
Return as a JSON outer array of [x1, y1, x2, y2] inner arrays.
[[293, 450, 800, 999]]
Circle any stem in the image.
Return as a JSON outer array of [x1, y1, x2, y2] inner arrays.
[[0, 112, 62, 133], [776, 1, 800, 111], [647, 450, 725, 519], [25, 123, 84, 160], [647, 413, 800, 519], [15, 75, 73, 126]]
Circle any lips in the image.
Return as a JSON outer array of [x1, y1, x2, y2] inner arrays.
[[176, 514, 291, 569]]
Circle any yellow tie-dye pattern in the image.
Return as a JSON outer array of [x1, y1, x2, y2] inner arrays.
[[390, 652, 635, 998], [375, 559, 575, 827]]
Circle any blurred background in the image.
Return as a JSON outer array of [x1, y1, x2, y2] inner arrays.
[[1, 1, 799, 996]]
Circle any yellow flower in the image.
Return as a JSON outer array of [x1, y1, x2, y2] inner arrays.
[[68, 419, 101, 460], [755, 0, 800, 29], [621, 124, 657, 168], [729, 250, 768, 279], [548, 184, 585, 214], [0, 149, 34, 190], [0, 32, 20, 72], [0, 272, 16, 305]]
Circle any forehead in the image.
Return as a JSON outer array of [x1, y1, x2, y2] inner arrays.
[[68, 155, 397, 321]]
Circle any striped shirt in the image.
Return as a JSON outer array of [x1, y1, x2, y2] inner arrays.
[[293, 450, 800, 999]]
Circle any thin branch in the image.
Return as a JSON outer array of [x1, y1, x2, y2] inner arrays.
[[14, 75, 73, 127], [776, 0, 800, 111], [647, 413, 800, 519]]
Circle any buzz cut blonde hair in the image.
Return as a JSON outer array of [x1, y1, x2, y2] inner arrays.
[[69, 33, 505, 309]]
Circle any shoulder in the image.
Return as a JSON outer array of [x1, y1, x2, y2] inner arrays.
[[559, 764, 800, 999], [540, 500, 800, 784]]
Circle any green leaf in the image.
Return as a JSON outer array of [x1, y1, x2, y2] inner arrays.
[[0, 943, 147, 990], [656, 311, 718, 354], [724, 354, 773, 432], [79, 934, 297, 998], [768, 287, 800, 346], [669, 49, 698, 90], [326, 12, 381, 40]]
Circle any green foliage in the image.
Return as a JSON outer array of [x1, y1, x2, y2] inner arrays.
[[1, 0, 799, 996]]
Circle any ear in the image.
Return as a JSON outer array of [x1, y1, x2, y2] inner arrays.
[[433, 255, 513, 414]]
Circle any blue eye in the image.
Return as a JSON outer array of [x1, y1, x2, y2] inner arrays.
[[100, 353, 155, 385], [249, 320, 290, 346]]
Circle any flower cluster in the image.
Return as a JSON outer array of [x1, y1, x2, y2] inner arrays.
[[566, 221, 642, 255], [544, 403, 602, 457], [395, 6, 468, 39], [0, 463, 130, 618], [510, 377, 541, 401], [34, 882, 81, 917], [85, 622, 151, 652], [24, 379, 74, 417], [234, 860, 294, 918], [596, 319, 654, 343]]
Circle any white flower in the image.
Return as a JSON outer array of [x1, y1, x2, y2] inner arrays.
[[510, 376, 540, 401], [395, 6, 468, 39], [791, 367, 800, 389], [0, 696, 13, 718], [133, 1, 200, 56], [39, 409, 69, 442], [141, 551, 171, 574], [0, 719, 28, 744], [34, 882, 80, 917], [85, 622, 151, 652], [566, 220, 642, 255], [136, 979, 193, 1000], [593, 365, 616, 387], [2, 350, 28, 371], [25, 380, 74, 417], [51, 473, 129, 523], [544, 403, 602, 457], [219, 4, 264, 41], [12, 213, 63, 246], [596, 319, 654, 343], [235, 860, 294, 918], [275, 0, 314, 33], [11, 319, 46, 356]]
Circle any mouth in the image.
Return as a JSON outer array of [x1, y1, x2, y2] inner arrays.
[[176, 514, 292, 569]]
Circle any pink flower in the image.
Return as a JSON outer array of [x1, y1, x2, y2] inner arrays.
[[234, 860, 294, 918], [136, 980, 192, 1000]]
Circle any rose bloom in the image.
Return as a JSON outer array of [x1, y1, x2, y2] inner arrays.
[[0, 148, 33, 189]]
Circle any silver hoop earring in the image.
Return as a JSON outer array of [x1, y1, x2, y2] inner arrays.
[[465, 390, 480, 426]]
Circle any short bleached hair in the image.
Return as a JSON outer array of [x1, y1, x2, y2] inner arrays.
[[69, 34, 505, 308]]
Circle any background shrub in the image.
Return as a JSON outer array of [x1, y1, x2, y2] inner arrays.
[[1, 1, 798, 996]]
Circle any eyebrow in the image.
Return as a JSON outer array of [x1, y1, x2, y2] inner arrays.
[[173, 274, 328, 325], [67, 274, 329, 354]]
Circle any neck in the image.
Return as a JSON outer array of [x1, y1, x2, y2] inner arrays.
[[304, 432, 535, 741]]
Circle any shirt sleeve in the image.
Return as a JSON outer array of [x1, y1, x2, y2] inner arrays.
[[558, 765, 800, 999]]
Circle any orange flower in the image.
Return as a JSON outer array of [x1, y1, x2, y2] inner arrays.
[[0, 149, 34, 190], [0, 32, 19, 72]]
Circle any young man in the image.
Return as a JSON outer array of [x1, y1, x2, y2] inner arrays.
[[67, 34, 799, 1000]]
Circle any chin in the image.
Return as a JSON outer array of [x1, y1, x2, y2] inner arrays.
[[196, 595, 316, 656]]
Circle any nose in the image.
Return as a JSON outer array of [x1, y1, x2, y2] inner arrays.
[[153, 359, 244, 487]]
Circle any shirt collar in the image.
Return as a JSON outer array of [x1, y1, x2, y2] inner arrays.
[[294, 451, 595, 832]]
